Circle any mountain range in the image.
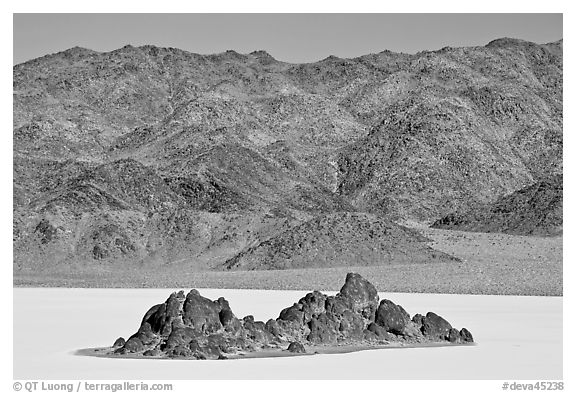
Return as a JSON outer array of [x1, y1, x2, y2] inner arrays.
[[13, 38, 563, 271]]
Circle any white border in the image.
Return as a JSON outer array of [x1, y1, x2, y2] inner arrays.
[[3, 2, 573, 391]]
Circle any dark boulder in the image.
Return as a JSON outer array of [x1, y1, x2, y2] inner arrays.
[[167, 345, 192, 358], [324, 295, 349, 316], [150, 303, 174, 336], [307, 314, 338, 344], [164, 327, 199, 351], [287, 341, 306, 353], [112, 337, 125, 348], [274, 319, 305, 341], [252, 321, 267, 331], [218, 306, 243, 335], [265, 319, 281, 336], [182, 290, 223, 334], [363, 329, 378, 342], [337, 272, 379, 320], [206, 334, 235, 353], [448, 328, 461, 343], [143, 349, 161, 357], [338, 309, 365, 340], [226, 336, 248, 351], [193, 352, 207, 360], [141, 291, 184, 337], [217, 308, 242, 335], [412, 313, 424, 328], [367, 322, 392, 340], [375, 299, 411, 335], [200, 343, 223, 359], [135, 322, 157, 345], [401, 321, 422, 338], [219, 308, 236, 326], [141, 304, 162, 329], [278, 303, 304, 324], [243, 318, 275, 343], [216, 304, 242, 335], [215, 297, 231, 310], [421, 312, 452, 340], [460, 328, 474, 343], [189, 339, 202, 352], [299, 291, 327, 323], [123, 336, 144, 353]]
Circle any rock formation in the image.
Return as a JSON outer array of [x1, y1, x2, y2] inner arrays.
[[110, 273, 474, 359]]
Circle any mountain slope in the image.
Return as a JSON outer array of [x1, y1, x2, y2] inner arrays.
[[13, 38, 562, 270], [223, 213, 458, 270], [334, 39, 562, 218], [430, 175, 562, 236]]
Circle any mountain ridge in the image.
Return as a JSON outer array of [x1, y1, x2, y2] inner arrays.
[[14, 38, 563, 67], [13, 38, 562, 271]]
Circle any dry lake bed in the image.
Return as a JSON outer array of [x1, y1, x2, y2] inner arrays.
[[13, 288, 562, 379]]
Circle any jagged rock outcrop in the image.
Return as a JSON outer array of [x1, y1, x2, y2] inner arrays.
[[110, 273, 474, 359], [112, 337, 125, 348], [287, 341, 306, 353]]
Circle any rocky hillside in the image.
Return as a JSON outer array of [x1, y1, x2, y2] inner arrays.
[[13, 38, 562, 270], [223, 212, 457, 270], [431, 175, 562, 236]]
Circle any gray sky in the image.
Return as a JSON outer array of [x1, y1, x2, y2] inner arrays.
[[13, 14, 562, 64]]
